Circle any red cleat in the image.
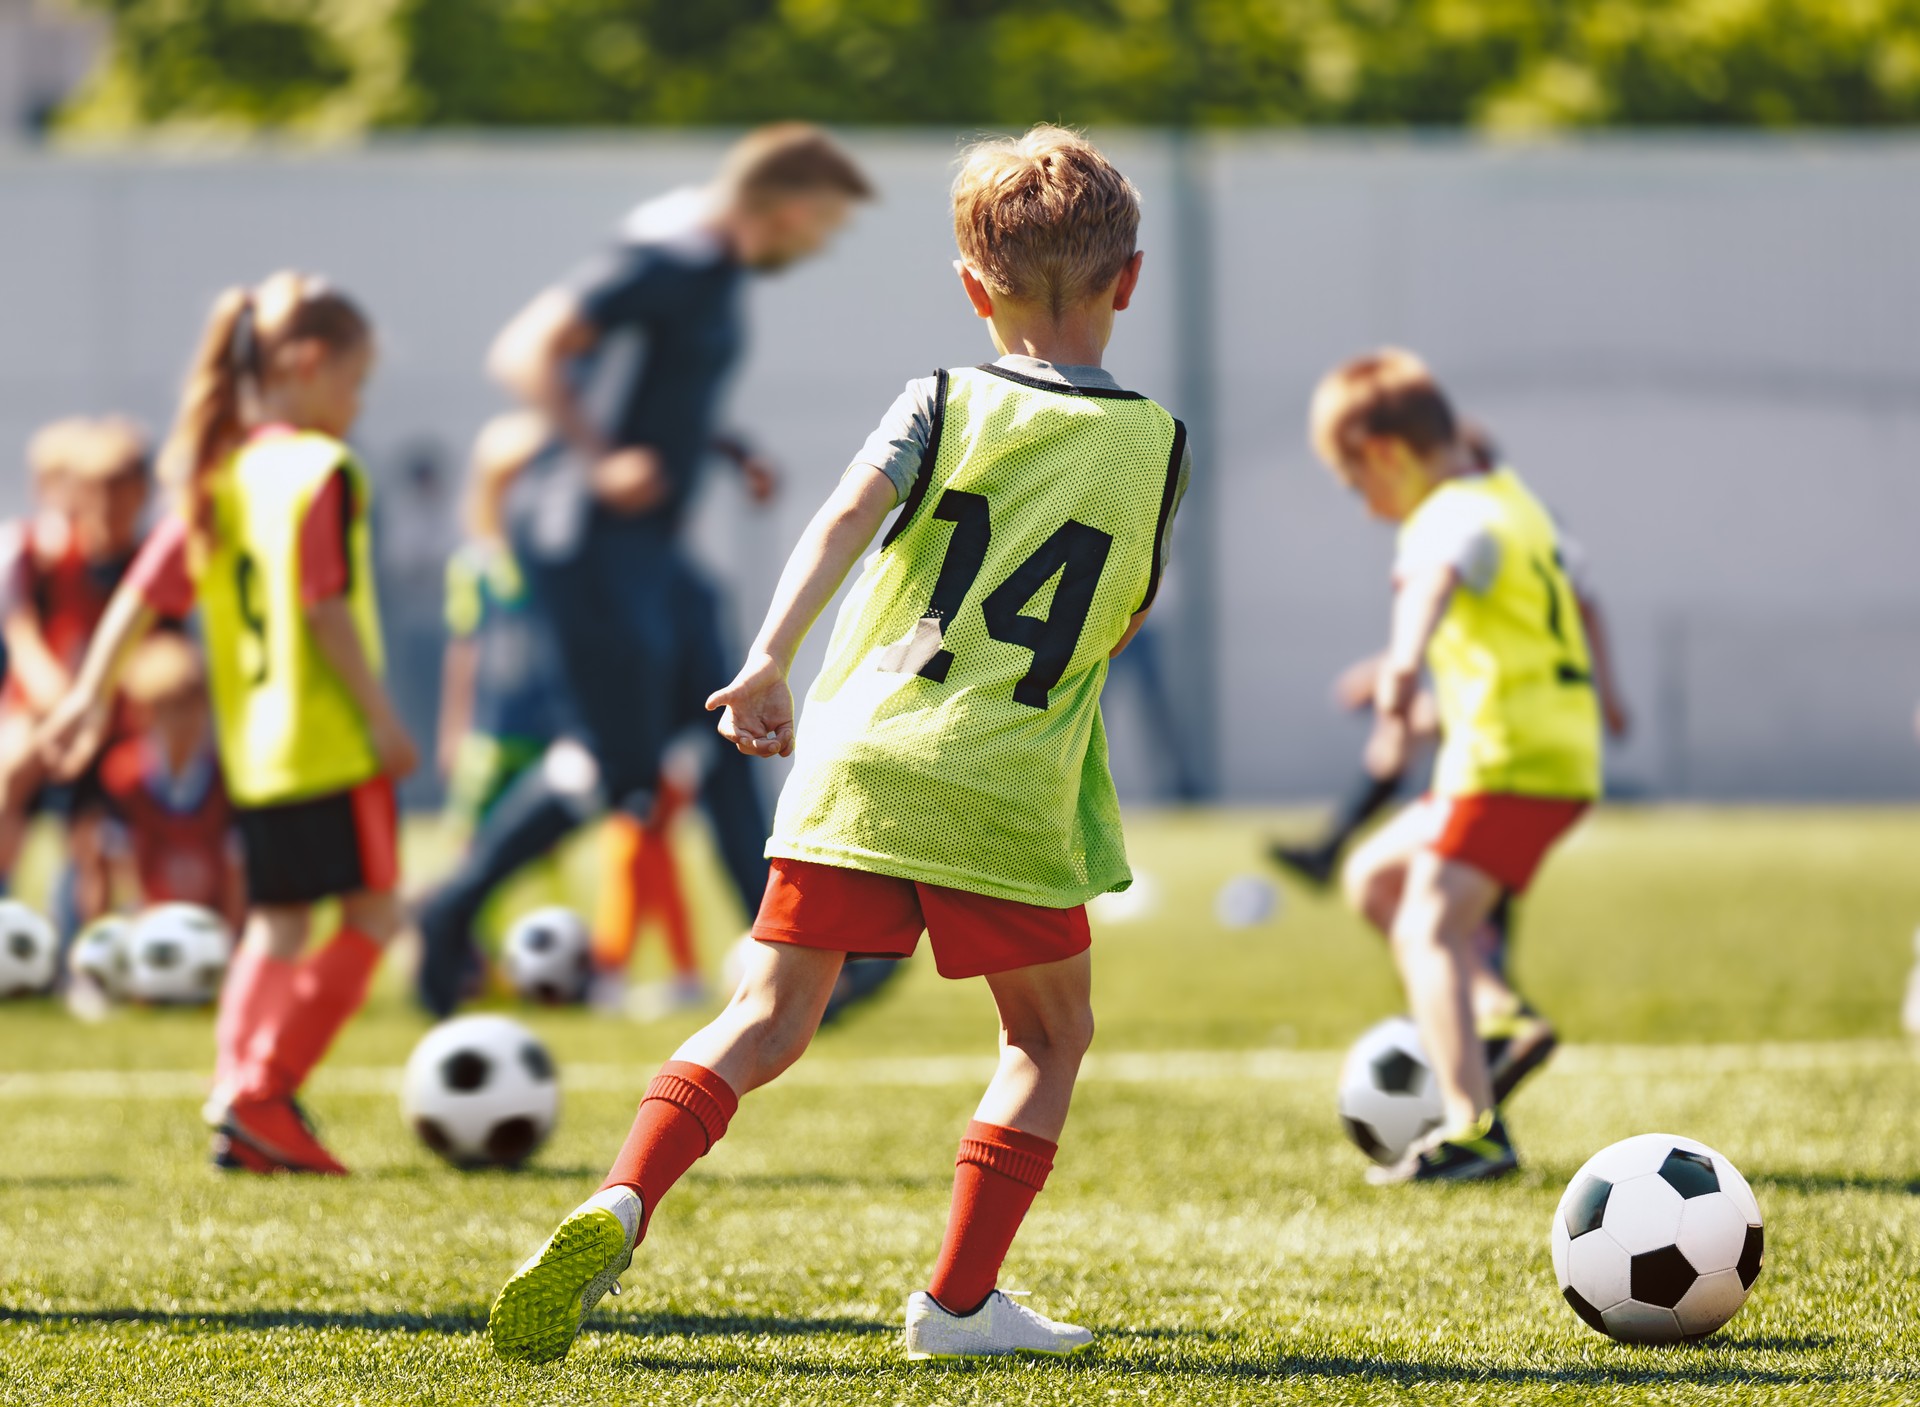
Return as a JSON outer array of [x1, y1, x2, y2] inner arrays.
[[223, 1095, 350, 1176], [210, 1130, 282, 1174]]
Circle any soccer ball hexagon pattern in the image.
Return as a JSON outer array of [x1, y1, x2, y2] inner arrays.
[[502, 906, 593, 1005], [1337, 1017, 1445, 1166], [1552, 1133, 1764, 1344], [69, 916, 135, 1001], [125, 904, 233, 1005], [0, 899, 59, 997], [402, 1014, 559, 1169]]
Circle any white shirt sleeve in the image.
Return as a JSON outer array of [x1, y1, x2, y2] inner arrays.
[[1395, 493, 1502, 595]]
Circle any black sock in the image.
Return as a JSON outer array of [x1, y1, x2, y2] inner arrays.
[[1317, 769, 1404, 857]]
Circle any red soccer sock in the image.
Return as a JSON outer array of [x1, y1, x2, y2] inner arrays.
[[214, 945, 297, 1093], [600, 1060, 739, 1232], [927, 1121, 1058, 1317], [237, 928, 383, 1102]]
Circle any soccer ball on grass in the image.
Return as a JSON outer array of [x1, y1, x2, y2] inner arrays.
[[69, 915, 134, 1001], [403, 1014, 559, 1169], [502, 906, 593, 1004], [124, 903, 231, 1005], [0, 899, 58, 997], [1337, 1016, 1445, 1166], [1552, 1132, 1764, 1344]]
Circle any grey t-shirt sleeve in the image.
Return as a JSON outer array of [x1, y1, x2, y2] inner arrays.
[[1396, 492, 1503, 594], [851, 376, 940, 503]]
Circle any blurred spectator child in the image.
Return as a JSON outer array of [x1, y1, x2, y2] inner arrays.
[[438, 413, 568, 827], [0, 417, 153, 897], [84, 632, 243, 932]]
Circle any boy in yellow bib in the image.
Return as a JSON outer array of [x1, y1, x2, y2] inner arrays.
[[1310, 350, 1599, 1184], [489, 127, 1186, 1364]]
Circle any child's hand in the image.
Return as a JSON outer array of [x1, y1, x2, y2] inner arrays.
[[34, 693, 111, 780], [1372, 661, 1420, 723], [1364, 714, 1411, 779], [707, 654, 795, 758], [371, 711, 420, 781]]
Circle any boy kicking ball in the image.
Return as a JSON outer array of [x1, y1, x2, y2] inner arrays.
[[487, 125, 1189, 1363], [1309, 351, 1600, 1183]]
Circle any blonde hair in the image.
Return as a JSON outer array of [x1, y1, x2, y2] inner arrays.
[[26, 417, 90, 484], [1309, 349, 1458, 476], [162, 271, 371, 553], [952, 126, 1141, 317], [465, 411, 550, 541], [719, 124, 874, 207], [121, 632, 207, 708], [65, 416, 151, 484]]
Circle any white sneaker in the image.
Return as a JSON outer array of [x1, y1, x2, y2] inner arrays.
[[488, 1185, 643, 1363], [902, 1289, 1094, 1360]]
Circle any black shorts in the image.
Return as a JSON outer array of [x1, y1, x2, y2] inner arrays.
[[235, 777, 398, 907]]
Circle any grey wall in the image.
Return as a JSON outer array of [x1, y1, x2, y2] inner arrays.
[[2, 134, 1917, 800]]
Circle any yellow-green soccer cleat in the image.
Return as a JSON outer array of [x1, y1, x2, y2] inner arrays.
[[488, 1186, 642, 1363]]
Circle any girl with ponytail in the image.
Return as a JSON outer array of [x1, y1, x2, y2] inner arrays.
[[42, 272, 416, 1176]]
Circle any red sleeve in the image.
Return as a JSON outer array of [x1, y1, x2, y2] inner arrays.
[[298, 469, 354, 607], [125, 516, 196, 618]]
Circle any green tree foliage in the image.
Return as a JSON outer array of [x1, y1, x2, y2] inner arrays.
[[61, 0, 1920, 133]]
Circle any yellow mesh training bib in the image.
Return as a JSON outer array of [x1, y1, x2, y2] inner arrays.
[[197, 431, 386, 807], [769, 365, 1186, 906], [1412, 467, 1602, 800]]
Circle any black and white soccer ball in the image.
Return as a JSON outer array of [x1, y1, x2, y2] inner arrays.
[[1337, 1016, 1445, 1165], [0, 899, 58, 997], [69, 915, 135, 1002], [1553, 1133, 1764, 1344], [124, 903, 232, 1005], [402, 1014, 559, 1169], [502, 906, 592, 1004]]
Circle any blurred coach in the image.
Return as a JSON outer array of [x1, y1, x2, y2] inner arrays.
[[417, 125, 874, 1015]]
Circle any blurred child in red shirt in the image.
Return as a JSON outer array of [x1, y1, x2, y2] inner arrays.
[[81, 633, 243, 932]]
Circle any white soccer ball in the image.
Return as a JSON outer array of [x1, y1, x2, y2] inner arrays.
[[1337, 1016, 1445, 1165], [502, 906, 593, 1004], [0, 899, 58, 997], [402, 1014, 559, 1169], [1214, 874, 1281, 929], [124, 904, 232, 1005], [1552, 1133, 1764, 1344], [69, 915, 134, 1001]]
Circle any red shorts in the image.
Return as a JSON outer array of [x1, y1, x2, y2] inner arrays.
[[1418, 793, 1588, 893], [751, 858, 1091, 980]]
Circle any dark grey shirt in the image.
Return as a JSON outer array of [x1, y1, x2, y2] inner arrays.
[[565, 189, 746, 534]]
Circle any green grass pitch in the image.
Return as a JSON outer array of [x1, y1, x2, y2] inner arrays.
[[2, 807, 1918, 1404]]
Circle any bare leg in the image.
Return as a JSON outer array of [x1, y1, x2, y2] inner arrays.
[[242, 904, 313, 963], [339, 889, 404, 946], [671, 940, 844, 1096], [1390, 852, 1504, 1130], [973, 950, 1095, 1141]]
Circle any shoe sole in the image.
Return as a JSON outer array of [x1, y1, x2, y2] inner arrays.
[[489, 1208, 630, 1364], [1489, 1026, 1559, 1105], [906, 1341, 1095, 1362]]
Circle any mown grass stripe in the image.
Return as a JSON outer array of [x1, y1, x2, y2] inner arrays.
[[0, 1039, 1907, 1101]]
